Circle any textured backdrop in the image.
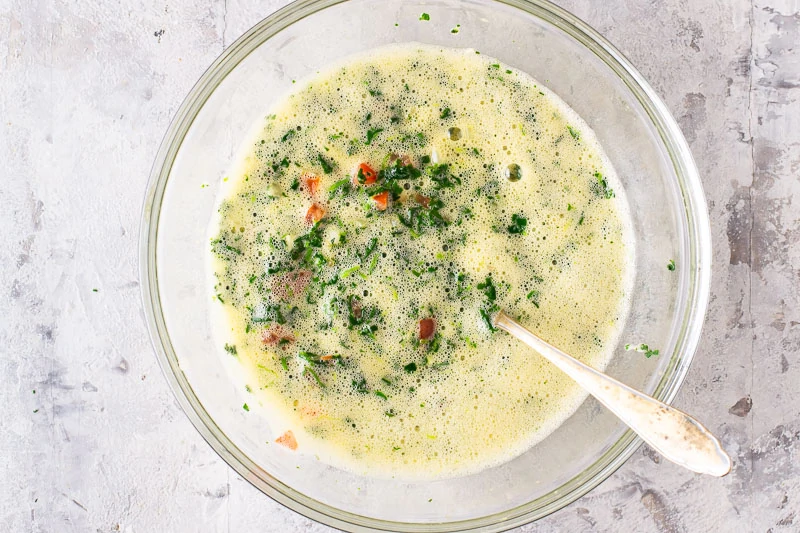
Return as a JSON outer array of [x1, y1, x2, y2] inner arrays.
[[1, 0, 798, 531]]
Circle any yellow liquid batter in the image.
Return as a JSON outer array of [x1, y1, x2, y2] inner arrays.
[[210, 44, 633, 479]]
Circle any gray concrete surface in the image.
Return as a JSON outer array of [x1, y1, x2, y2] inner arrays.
[[1, 0, 798, 531]]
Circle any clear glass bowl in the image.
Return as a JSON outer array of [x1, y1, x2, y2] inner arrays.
[[140, 0, 711, 530]]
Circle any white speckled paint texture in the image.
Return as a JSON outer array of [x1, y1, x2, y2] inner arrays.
[[1, 1, 798, 531]]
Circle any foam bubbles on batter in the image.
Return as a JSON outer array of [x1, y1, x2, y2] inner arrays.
[[210, 44, 633, 479]]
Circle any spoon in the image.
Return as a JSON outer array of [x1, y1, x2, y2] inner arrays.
[[493, 310, 731, 477]]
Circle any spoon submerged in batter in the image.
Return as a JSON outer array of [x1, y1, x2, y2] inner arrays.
[[493, 310, 731, 476]]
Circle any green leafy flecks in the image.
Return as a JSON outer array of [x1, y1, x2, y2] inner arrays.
[[480, 308, 497, 332], [224, 343, 238, 356], [526, 289, 540, 308], [317, 154, 334, 174], [379, 158, 422, 181], [397, 197, 449, 236], [303, 366, 326, 387], [341, 264, 361, 278], [440, 107, 451, 119], [328, 178, 352, 198], [667, 259, 676, 271], [366, 127, 384, 145], [427, 163, 461, 189], [567, 125, 580, 140], [360, 237, 378, 261], [476, 276, 496, 302], [592, 171, 615, 199], [352, 377, 369, 394], [419, 13, 430, 21], [507, 213, 527, 234], [403, 362, 417, 373], [625, 343, 660, 358]]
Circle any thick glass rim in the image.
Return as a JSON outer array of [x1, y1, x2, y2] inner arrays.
[[139, 0, 712, 530]]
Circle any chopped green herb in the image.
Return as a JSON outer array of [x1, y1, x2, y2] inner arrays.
[[427, 163, 461, 189], [404, 362, 418, 373], [440, 107, 451, 119], [397, 197, 449, 235], [476, 276, 496, 302], [290, 178, 300, 191], [375, 390, 388, 400], [242, 403, 250, 411], [379, 158, 422, 181], [480, 308, 497, 332], [317, 154, 334, 174], [360, 237, 379, 261], [526, 289, 540, 308], [353, 377, 369, 393], [419, 12, 430, 21], [366, 127, 384, 145], [303, 366, 326, 387], [328, 178, 352, 198], [224, 343, 238, 356], [667, 259, 676, 271], [507, 213, 527, 234], [567, 125, 580, 140], [341, 264, 361, 278], [592, 171, 615, 199]]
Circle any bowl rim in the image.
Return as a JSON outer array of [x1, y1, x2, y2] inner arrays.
[[139, 0, 712, 530]]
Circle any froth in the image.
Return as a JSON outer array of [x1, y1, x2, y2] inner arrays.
[[209, 44, 633, 479]]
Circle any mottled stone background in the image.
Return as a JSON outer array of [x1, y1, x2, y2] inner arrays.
[[1, 0, 798, 531]]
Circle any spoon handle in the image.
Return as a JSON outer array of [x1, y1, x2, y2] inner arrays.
[[494, 311, 731, 477]]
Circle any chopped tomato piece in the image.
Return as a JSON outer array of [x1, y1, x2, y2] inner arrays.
[[275, 430, 298, 450], [305, 203, 326, 224], [320, 355, 337, 363], [302, 173, 320, 195], [354, 163, 377, 185], [419, 318, 436, 340], [414, 193, 430, 209], [372, 191, 389, 211]]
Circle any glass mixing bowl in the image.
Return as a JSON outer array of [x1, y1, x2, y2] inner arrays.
[[140, 0, 711, 530]]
